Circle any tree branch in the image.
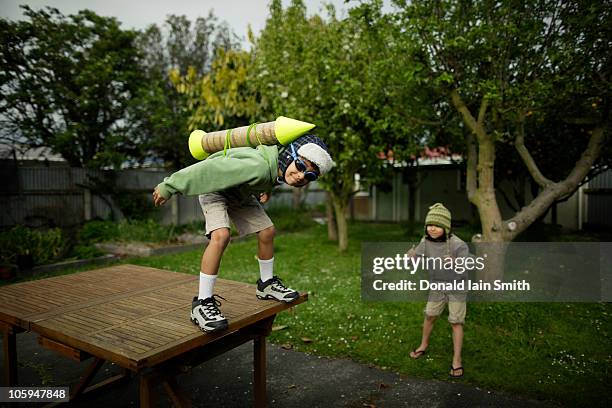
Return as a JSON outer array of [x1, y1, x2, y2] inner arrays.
[[477, 97, 488, 126], [450, 89, 487, 142], [408, 116, 444, 126], [514, 119, 553, 187], [505, 124, 607, 240], [562, 126, 607, 187]]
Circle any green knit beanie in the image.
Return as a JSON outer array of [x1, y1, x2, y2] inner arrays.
[[425, 203, 452, 235]]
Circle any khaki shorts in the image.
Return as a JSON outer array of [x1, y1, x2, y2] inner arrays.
[[198, 192, 273, 238], [424, 290, 467, 324]]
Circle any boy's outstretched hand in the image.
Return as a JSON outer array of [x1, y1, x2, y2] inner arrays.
[[152, 188, 168, 207], [259, 192, 270, 204]]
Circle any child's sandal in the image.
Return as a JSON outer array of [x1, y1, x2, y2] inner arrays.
[[449, 366, 464, 378], [409, 348, 427, 359]]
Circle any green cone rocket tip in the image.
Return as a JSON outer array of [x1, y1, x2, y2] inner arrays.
[[188, 116, 316, 160]]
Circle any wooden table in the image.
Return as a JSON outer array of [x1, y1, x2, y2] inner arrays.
[[0, 264, 307, 407]]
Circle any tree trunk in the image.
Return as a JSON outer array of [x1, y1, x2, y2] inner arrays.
[[326, 192, 338, 241], [331, 192, 348, 252], [475, 241, 509, 282], [475, 137, 505, 242], [452, 91, 505, 279], [472, 136, 506, 280], [292, 187, 302, 209]]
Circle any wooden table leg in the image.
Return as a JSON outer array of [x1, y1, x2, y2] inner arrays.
[[162, 375, 192, 408], [70, 357, 104, 399], [3, 328, 17, 386], [254, 335, 266, 408], [140, 371, 156, 408]]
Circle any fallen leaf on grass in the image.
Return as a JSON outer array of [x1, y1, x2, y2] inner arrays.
[[272, 325, 288, 331], [301, 337, 314, 344]]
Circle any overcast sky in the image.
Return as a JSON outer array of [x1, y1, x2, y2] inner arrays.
[[0, 0, 392, 46]]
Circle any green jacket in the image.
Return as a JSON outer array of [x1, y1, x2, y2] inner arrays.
[[156, 145, 279, 203]]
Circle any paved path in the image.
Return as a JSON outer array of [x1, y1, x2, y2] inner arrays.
[[0, 332, 557, 407]]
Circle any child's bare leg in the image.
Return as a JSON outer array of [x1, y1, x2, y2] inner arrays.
[[192, 227, 230, 331], [450, 323, 464, 372], [420, 314, 437, 348], [256, 226, 275, 260], [255, 225, 297, 302], [410, 315, 437, 358], [201, 228, 231, 276]]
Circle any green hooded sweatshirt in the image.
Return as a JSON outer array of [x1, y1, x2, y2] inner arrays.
[[155, 145, 279, 203]]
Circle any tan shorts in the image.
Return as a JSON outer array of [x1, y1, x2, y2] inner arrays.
[[198, 192, 273, 238], [424, 290, 467, 324]]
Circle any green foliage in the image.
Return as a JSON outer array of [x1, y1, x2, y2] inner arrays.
[[79, 219, 176, 244], [78, 220, 120, 243], [0, 6, 145, 168], [393, 0, 611, 147], [396, 0, 612, 171], [252, 0, 424, 249], [130, 14, 241, 168], [171, 48, 260, 131], [0, 226, 68, 266], [68, 244, 104, 260], [391, 0, 611, 238]]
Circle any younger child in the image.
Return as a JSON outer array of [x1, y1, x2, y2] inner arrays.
[[152, 134, 334, 332], [407, 203, 471, 378]]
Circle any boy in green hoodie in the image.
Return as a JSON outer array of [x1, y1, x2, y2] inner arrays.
[[152, 134, 334, 333]]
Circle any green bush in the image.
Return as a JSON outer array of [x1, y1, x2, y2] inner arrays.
[[116, 219, 174, 242], [69, 244, 105, 259], [78, 220, 120, 243], [0, 226, 68, 266]]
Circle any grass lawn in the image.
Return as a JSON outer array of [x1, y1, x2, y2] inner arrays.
[[6, 220, 611, 406]]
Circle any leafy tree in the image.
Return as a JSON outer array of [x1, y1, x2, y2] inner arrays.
[[129, 14, 240, 168], [253, 0, 421, 251], [170, 47, 259, 131], [0, 6, 144, 168], [393, 0, 610, 248]]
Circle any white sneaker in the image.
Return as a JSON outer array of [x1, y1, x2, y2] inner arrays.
[[256, 276, 299, 303], [190, 295, 228, 333]]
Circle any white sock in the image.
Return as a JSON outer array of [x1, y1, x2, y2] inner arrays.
[[198, 272, 217, 300], [258, 257, 274, 282]]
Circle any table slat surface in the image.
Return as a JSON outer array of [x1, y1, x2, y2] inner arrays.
[[0, 265, 306, 370]]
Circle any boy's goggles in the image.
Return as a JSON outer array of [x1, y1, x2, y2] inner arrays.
[[290, 144, 319, 182]]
